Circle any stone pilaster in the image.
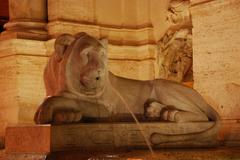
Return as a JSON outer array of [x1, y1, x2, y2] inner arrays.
[[190, 0, 240, 119], [47, 0, 157, 80], [0, 1, 48, 148], [0, 0, 48, 41]]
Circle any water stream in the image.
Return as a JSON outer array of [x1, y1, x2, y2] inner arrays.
[[111, 85, 155, 156]]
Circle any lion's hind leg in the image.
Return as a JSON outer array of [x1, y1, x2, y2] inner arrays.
[[144, 97, 210, 123], [144, 99, 179, 122], [174, 111, 209, 122]]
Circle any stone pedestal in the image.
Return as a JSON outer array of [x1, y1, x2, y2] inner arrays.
[[4, 121, 240, 159], [5, 122, 219, 154], [0, 0, 47, 41]]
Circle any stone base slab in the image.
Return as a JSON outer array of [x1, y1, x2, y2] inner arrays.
[[3, 148, 240, 160], [5, 122, 220, 154], [5, 125, 50, 154]]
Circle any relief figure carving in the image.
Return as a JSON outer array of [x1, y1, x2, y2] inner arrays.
[[158, 28, 192, 82], [158, 0, 193, 82]]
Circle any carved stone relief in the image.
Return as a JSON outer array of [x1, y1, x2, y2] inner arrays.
[[158, 28, 192, 82], [158, 0, 193, 82]]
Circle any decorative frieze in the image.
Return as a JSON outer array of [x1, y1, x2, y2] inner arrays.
[[157, 0, 193, 82]]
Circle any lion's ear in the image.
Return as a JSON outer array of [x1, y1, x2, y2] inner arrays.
[[100, 38, 108, 49], [75, 32, 87, 39], [54, 34, 75, 60]]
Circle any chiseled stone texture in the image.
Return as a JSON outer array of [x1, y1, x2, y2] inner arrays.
[[47, 0, 155, 45], [5, 122, 218, 154], [0, 39, 47, 124], [191, 0, 240, 119], [46, 148, 240, 160], [2, 148, 240, 160], [1, 0, 48, 41], [5, 125, 50, 154], [48, 0, 151, 29]]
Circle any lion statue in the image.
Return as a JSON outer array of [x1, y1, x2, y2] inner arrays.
[[34, 32, 220, 145]]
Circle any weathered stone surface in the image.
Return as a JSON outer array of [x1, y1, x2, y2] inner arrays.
[[45, 39, 157, 61], [191, 0, 240, 119], [190, 0, 213, 6], [2, 148, 240, 160], [17, 55, 47, 123], [6, 154, 47, 160], [0, 39, 47, 57], [150, 0, 171, 41], [157, 28, 193, 82], [0, 39, 48, 124], [5, 125, 50, 153], [219, 120, 240, 146], [0, 122, 6, 149], [0, 55, 18, 126], [0, 39, 47, 147], [109, 59, 155, 80], [1, 0, 48, 40], [5, 122, 219, 154], [47, 0, 156, 46], [8, 0, 47, 22], [156, 0, 193, 83], [48, 0, 152, 29], [47, 21, 155, 46], [46, 148, 240, 160]]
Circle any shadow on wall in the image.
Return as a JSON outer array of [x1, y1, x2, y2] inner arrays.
[[0, 137, 3, 148], [0, 0, 9, 32], [0, 17, 9, 33], [0, 19, 7, 32]]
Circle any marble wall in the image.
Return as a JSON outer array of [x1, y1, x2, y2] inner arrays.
[[191, 0, 240, 119]]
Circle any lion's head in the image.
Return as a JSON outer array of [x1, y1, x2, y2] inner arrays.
[[53, 32, 108, 96]]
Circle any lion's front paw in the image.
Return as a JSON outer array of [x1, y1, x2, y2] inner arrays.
[[34, 105, 53, 124], [53, 111, 82, 124]]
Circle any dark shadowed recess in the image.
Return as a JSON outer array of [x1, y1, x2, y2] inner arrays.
[[0, 0, 9, 33]]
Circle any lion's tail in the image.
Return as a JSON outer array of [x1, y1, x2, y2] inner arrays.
[[151, 121, 220, 146], [150, 103, 221, 146], [151, 80, 221, 146]]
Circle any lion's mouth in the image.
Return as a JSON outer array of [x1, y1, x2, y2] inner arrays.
[[80, 80, 98, 90]]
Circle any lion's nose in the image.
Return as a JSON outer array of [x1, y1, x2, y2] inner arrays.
[[96, 77, 100, 80]]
